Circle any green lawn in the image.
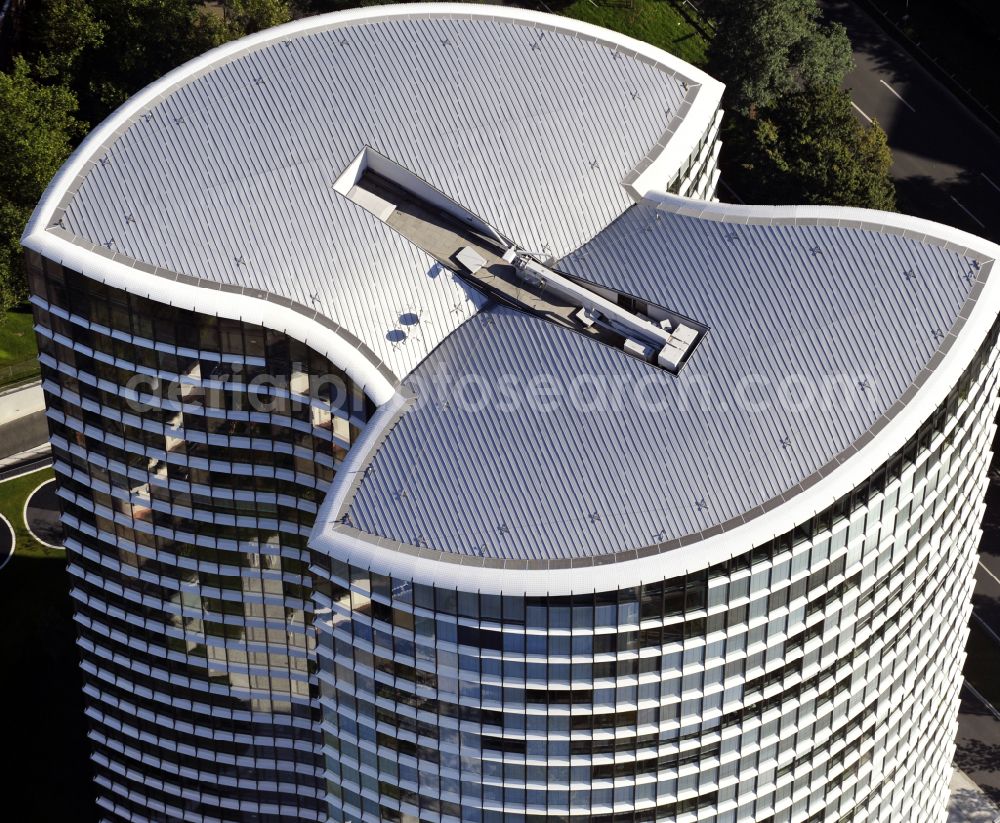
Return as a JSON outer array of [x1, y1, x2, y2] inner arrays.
[[0, 307, 40, 388], [0, 308, 37, 361], [560, 0, 709, 67], [0, 465, 61, 559]]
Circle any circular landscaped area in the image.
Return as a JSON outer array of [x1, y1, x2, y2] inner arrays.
[[24, 478, 64, 549], [0, 513, 13, 571]]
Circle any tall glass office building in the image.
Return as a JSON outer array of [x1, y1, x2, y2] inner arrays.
[[22, 5, 1000, 823]]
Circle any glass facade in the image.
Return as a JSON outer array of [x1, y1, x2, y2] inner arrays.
[[27, 253, 374, 822], [25, 247, 999, 823], [311, 318, 999, 823], [667, 109, 722, 199]]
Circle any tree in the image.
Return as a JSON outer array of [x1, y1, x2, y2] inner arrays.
[[216, 0, 292, 44], [750, 85, 896, 210], [73, 0, 292, 124], [75, 0, 220, 123], [0, 58, 83, 311], [707, 0, 852, 115], [17, 0, 106, 84], [706, 0, 895, 210], [0, 0, 297, 312]]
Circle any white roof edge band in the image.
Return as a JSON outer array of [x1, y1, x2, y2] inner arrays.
[[645, 191, 1000, 259], [629, 87, 725, 201], [21, 3, 717, 412], [21, 231, 397, 405], [315, 389, 412, 526], [23, 3, 998, 595], [23, 3, 715, 241], [310, 194, 1000, 596]]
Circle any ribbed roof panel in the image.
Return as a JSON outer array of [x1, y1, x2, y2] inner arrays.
[[346, 204, 978, 559], [59, 14, 689, 379]]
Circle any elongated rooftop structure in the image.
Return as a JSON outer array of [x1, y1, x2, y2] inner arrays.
[[37, 5, 716, 386]]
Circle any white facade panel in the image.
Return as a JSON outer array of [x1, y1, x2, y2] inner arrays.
[[20, 7, 999, 823]]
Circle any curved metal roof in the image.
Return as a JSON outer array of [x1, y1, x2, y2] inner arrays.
[[25, 6, 1000, 570], [47, 6, 705, 380], [341, 199, 996, 561]]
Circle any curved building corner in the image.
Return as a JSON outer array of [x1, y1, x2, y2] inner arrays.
[[20, 4, 1000, 823]]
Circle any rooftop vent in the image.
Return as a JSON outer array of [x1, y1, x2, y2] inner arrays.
[[334, 148, 708, 373]]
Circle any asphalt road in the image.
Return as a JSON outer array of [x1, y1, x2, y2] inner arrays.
[[977, 465, 1000, 640], [0, 412, 49, 461], [821, 0, 1000, 242]]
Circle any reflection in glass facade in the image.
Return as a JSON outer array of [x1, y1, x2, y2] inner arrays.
[[27, 254, 373, 821], [25, 249, 1000, 823], [310, 319, 999, 823]]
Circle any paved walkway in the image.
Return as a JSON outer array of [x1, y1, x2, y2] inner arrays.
[[949, 766, 1000, 822], [25, 478, 63, 548], [0, 413, 49, 461], [0, 514, 13, 571], [0, 444, 51, 478], [957, 687, 1000, 810], [0, 380, 43, 426], [0, 380, 48, 461]]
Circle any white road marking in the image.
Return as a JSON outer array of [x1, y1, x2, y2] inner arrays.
[[951, 196, 986, 228], [719, 179, 745, 204], [851, 101, 873, 124], [982, 173, 1000, 194], [980, 559, 1000, 588], [879, 79, 917, 112], [973, 612, 1000, 646]]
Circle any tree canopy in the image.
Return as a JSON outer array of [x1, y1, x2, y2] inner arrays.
[[706, 0, 895, 210], [0, 0, 898, 315], [0, 0, 294, 313], [75, 0, 221, 122], [0, 58, 82, 311], [17, 0, 293, 126], [219, 0, 293, 42], [751, 85, 896, 210], [17, 0, 106, 84], [707, 0, 852, 115]]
